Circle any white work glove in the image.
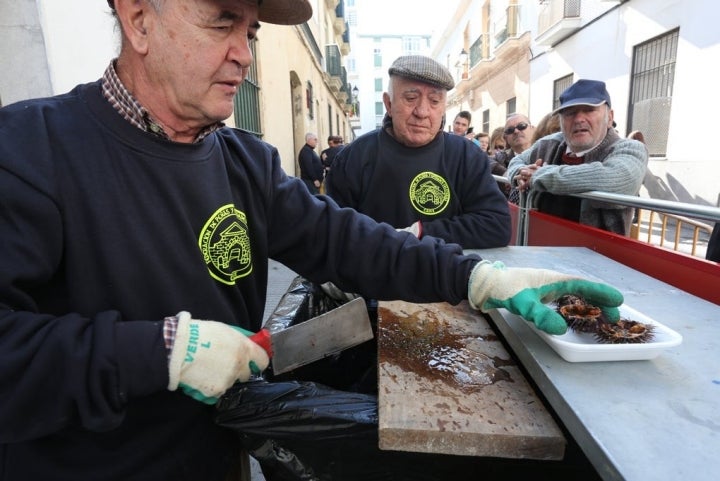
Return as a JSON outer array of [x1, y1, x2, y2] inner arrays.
[[396, 221, 422, 238], [167, 312, 270, 404], [468, 261, 623, 335]]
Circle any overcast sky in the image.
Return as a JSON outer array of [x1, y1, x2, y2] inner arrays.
[[353, 0, 461, 40]]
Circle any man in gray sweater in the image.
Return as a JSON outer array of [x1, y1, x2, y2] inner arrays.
[[506, 79, 647, 235]]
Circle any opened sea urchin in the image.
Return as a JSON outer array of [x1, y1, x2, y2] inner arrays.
[[555, 294, 604, 333], [594, 319, 655, 344]]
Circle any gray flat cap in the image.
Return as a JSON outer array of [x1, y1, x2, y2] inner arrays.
[[388, 55, 455, 91]]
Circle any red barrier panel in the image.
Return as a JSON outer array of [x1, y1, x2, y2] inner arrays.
[[522, 209, 720, 305]]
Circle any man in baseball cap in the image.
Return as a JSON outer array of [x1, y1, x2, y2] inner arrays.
[[506, 78, 648, 235], [552, 79, 612, 115], [326, 54, 511, 249]]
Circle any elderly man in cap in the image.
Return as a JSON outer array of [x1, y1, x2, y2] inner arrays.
[[506, 79, 648, 235], [0, 3, 629, 479], [326, 55, 511, 248]]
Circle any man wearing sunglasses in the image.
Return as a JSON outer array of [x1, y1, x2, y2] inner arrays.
[[505, 79, 648, 235], [493, 114, 535, 200], [503, 115, 535, 157]]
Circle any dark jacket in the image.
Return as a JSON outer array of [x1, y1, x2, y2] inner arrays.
[[325, 126, 511, 249], [298, 143, 323, 184], [321, 145, 342, 171]]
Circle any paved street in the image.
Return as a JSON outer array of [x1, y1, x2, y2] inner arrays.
[[262, 260, 298, 325], [248, 260, 298, 481]]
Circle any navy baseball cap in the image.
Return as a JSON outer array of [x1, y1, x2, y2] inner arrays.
[[553, 79, 611, 115]]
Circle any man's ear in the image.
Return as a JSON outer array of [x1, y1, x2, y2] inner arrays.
[[382, 92, 391, 115], [115, 0, 153, 54]]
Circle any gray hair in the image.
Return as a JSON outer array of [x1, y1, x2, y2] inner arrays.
[[110, 0, 164, 51]]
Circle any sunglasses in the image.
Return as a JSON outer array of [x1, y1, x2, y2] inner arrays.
[[494, 145, 505, 150], [504, 122, 529, 135]]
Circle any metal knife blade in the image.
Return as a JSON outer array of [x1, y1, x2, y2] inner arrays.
[[260, 297, 374, 375]]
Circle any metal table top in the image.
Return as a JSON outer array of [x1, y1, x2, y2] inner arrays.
[[471, 246, 719, 481]]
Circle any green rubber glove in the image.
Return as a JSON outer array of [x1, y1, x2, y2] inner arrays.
[[167, 312, 270, 404], [468, 261, 623, 335]]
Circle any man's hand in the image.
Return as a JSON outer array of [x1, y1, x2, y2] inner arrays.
[[468, 260, 623, 334], [513, 159, 543, 192], [167, 312, 270, 404], [396, 221, 422, 238]]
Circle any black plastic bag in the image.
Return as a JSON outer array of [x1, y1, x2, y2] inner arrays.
[[215, 380, 378, 481], [215, 381, 599, 481]]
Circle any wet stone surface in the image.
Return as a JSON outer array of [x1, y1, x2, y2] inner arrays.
[[378, 307, 513, 392]]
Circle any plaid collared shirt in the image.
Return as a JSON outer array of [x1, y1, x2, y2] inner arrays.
[[101, 60, 222, 143]]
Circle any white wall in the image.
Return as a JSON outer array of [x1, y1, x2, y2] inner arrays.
[[0, 0, 117, 106], [38, 0, 118, 94], [0, 0, 53, 105]]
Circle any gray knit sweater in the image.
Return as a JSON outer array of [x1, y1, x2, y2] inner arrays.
[[506, 129, 648, 235]]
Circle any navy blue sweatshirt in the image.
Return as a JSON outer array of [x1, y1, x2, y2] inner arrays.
[[0, 81, 479, 480], [325, 127, 511, 248]]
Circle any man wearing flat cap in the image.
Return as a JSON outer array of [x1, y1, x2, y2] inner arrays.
[[326, 55, 511, 248], [506, 79, 648, 235]]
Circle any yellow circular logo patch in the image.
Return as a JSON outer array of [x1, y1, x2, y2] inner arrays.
[[199, 204, 253, 285], [409, 171, 450, 216]]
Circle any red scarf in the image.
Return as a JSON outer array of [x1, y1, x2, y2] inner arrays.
[[562, 151, 583, 165]]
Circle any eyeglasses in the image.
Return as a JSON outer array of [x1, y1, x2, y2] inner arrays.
[[494, 145, 505, 150], [504, 122, 529, 135]]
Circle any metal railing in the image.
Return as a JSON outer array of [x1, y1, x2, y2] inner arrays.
[[494, 175, 720, 257], [633, 209, 713, 256]]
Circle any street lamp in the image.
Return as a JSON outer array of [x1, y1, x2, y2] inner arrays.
[[458, 48, 469, 80], [352, 86, 359, 116], [459, 48, 468, 64]]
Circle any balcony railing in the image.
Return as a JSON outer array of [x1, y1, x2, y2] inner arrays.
[[325, 44, 342, 77], [469, 34, 484, 67], [324, 44, 342, 92], [537, 0, 582, 45], [538, 0, 581, 33]]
